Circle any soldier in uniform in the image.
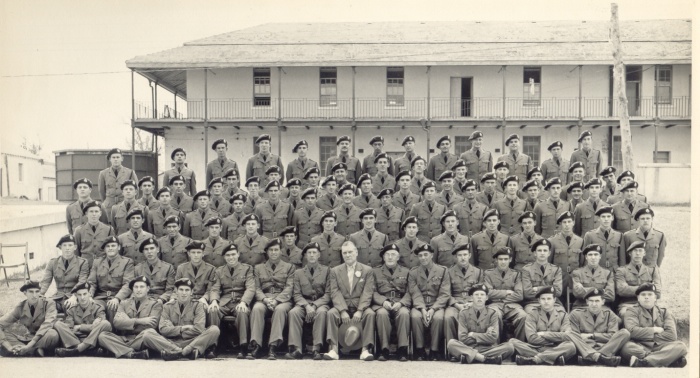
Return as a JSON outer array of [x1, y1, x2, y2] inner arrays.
[[522, 179, 544, 212], [284, 178, 303, 210], [493, 176, 527, 237], [148, 187, 185, 238], [311, 211, 345, 268], [534, 178, 571, 238], [157, 215, 192, 270], [436, 171, 463, 209], [363, 135, 394, 177], [301, 167, 321, 193], [349, 208, 390, 267], [255, 180, 292, 239], [408, 244, 450, 361], [117, 209, 154, 264], [394, 135, 417, 175], [444, 244, 484, 356], [95, 276, 157, 359], [621, 208, 666, 267], [292, 188, 324, 248], [137, 176, 158, 212], [316, 175, 339, 211], [453, 179, 488, 238], [279, 226, 303, 268], [66, 178, 107, 234], [332, 161, 351, 189], [561, 162, 589, 202], [583, 206, 624, 270], [470, 209, 509, 270], [183, 190, 218, 240], [409, 156, 432, 195], [541, 141, 569, 185], [570, 130, 602, 182], [446, 284, 513, 365], [234, 214, 269, 267], [599, 166, 617, 203], [460, 131, 493, 186], [409, 181, 446, 243], [475, 173, 504, 208], [354, 173, 381, 209], [430, 210, 469, 267], [285, 242, 331, 360], [566, 181, 586, 210], [169, 175, 194, 212], [607, 170, 648, 204], [287, 140, 319, 183], [111, 180, 150, 236], [615, 241, 662, 318], [98, 148, 138, 218], [243, 177, 265, 214], [392, 170, 420, 213], [427, 136, 459, 181], [376, 188, 403, 242], [549, 211, 584, 298], [263, 166, 289, 199], [249, 239, 296, 360], [566, 288, 629, 366], [394, 216, 425, 269], [570, 245, 614, 309], [40, 235, 90, 312], [493, 161, 510, 194], [134, 238, 175, 304], [372, 244, 411, 361], [509, 211, 544, 271], [222, 193, 248, 244], [0, 280, 59, 357], [88, 236, 135, 322], [201, 217, 231, 268], [511, 286, 577, 365], [174, 241, 217, 304], [323, 241, 376, 361], [520, 240, 563, 313], [620, 283, 688, 368], [163, 148, 197, 195], [222, 168, 247, 201], [612, 181, 649, 233], [497, 134, 533, 184], [208, 178, 233, 218], [207, 244, 255, 359], [246, 134, 284, 187], [573, 178, 608, 237], [451, 160, 469, 196], [371, 152, 396, 195], [325, 136, 362, 185], [335, 183, 363, 237], [484, 247, 527, 341], [206, 139, 239, 185], [53, 282, 112, 357]]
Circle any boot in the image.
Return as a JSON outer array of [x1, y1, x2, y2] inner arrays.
[[416, 349, 427, 361], [268, 344, 277, 360], [161, 350, 181, 361], [55, 348, 81, 358], [378, 348, 390, 361], [397, 346, 408, 362], [483, 355, 502, 365], [237, 344, 247, 359], [671, 356, 687, 368], [577, 356, 593, 366], [597, 354, 621, 367], [188, 348, 199, 360], [312, 350, 323, 360], [205, 347, 217, 359], [630, 356, 651, 367], [515, 355, 537, 365], [459, 355, 469, 364], [130, 350, 150, 360], [247, 341, 260, 360], [554, 355, 566, 366]]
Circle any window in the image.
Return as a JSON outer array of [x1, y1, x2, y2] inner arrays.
[[654, 151, 670, 163], [522, 136, 541, 166], [612, 136, 623, 172], [253, 68, 271, 106], [523, 67, 541, 106], [319, 137, 337, 176], [454, 136, 472, 156], [655, 65, 672, 104], [18, 163, 24, 182], [320, 67, 337, 107], [387, 67, 404, 106]]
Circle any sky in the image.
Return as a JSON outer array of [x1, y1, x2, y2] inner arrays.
[[0, 0, 695, 158]]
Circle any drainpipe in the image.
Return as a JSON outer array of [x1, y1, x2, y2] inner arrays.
[[501, 65, 507, 146], [278, 67, 283, 157], [131, 70, 136, 169], [352, 66, 356, 156], [204, 68, 209, 171]]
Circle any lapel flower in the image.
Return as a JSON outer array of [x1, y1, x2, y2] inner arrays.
[[355, 270, 362, 278]]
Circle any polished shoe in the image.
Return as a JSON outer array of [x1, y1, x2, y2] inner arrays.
[[130, 350, 150, 360], [449, 356, 459, 363], [161, 350, 181, 361], [285, 348, 303, 360], [92, 347, 111, 358], [670, 356, 687, 368], [360, 349, 374, 361], [55, 348, 81, 358], [577, 356, 593, 366], [237, 344, 247, 359], [483, 355, 502, 365], [416, 349, 426, 361], [429, 351, 439, 361], [554, 356, 566, 366], [597, 355, 620, 367], [247, 342, 260, 360], [205, 347, 217, 359], [515, 355, 536, 365], [459, 355, 469, 364], [630, 356, 650, 367], [188, 348, 199, 360], [377, 348, 390, 361], [312, 351, 323, 360], [268, 344, 277, 360], [323, 350, 339, 360], [397, 347, 408, 362], [35, 348, 45, 357]]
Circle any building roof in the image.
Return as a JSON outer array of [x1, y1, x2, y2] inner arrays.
[[126, 20, 691, 97]]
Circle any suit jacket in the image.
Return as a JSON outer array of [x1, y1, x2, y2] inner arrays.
[[335, 203, 363, 237], [222, 211, 248, 243], [170, 193, 195, 212], [329, 262, 375, 313], [392, 191, 420, 214], [363, 152, 394, 177], [117, 229, 155, 264], [573, 198, 609, 237], [246, 153, 284, 187], [0, 298, 57, 342], [615, 263, 661, 304], [280, 245, 304, 268], [135, 259, 176, 302], [569, 308, 620, 344], [534, 197, 572, 238], [524, 306, 570, 346], [40, 255, 89, 299], [88, 255, 135, 301], [474, 190, 505, 209], [62, 301, 107, 333], [348, 229, 390, 267], [148, 206, 185, 238], [175, 261, 216, 299], [293, 264, 331, 308], [457, 306, 499, 346], [235, 233, 270, 267], [446, 264, 483, 305], [611, 200, 650, 234], [110, 200, 150, 235], [453, 200, 488, 237], [621, 228, 666, 267], [394, 237, 426, 269], [287, 157, 319, 183], [541, 157, 570, 185], [209, 195, 233, 218], [493, 197, 527, 236], [159, 300, 206, 340], [508, 232, 544, 270], [98, 166, 137, 206], [183, 208, 219, 240], [407, 263, 450, 310], [521, 262, 563, 304], [74, 222, 115, 268], [372, 265, 411, 308], [325, 155, 362, 184], [353, 193, 381, 210], [436, 190, 464, 210], [254, 260, 295, 303], [137, 194, 159, 212], [157, 233, 193, 270], [113, 297, 162, 338], [623, 304, 679, 348], [292, 206, 324, 247], [371, 173, 396, 196], [208, 263, 255, 306]]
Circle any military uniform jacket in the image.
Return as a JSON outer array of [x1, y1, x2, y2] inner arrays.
[[246, 153, 284, 187], [0, 298, 57, 343], [117, 229, 155, 265], [284, 195, 304, 213], [470, 231, 510, 269], [394, 237, 426, 269], [474, 190, 505, 208], [209, 195, 233, 218], [329, 262, 375, 313], [409, 176, 433, 196], [209, 263, 255, 306], [534, 197, 572, 238], [222, 211, 248, 242], [286, 157, 319, 183], [293, 264, 331, 308], [623, 304, 678, 348], [353, 193, 381, 210], [409, 201, 447, 242], [408, 263, 450, 310], [137, 194, 159, 212], [457, 306, 500, 346], [569, 308, 620, 343], [113, 297, 162, 337], [371, 173, 396, 196], [426, 153, 459, 182], [234, 233, 270, 267], [98, 166, 137, 206], [293, 206, 325, 248], [430, 232, 470, 267], [254, 200, 292, 238], [508, 232, 544, 270], [583, 227, 624, 269], [335, 203, 363, 237], [88, 255, 135, 301], [523, 196, 545, 212], [452, 179, 469, 196], [453, 200, 488, 238], [612, 200, 650, 234], [524, 306, 571, 346], [243, 195, 266, 214], [254, 260, 295, 303], [447, 264, 483, 305], [206, 158, 239, 186], [148, 206, 185, 238], [460, 148, 493, 184], [326, 155, 362, 184], [560, 183, 590, 202], [201, 236, 231, 267], [394, 153, 416, 175], [222, 185, 247, 201], [392, 191, 420, 213], [159, 300, 206, 339], [494, 179, 506, 194], [521, 262, 563, 303], [571, 265, 615, 304], [375, 205, 404, 242], [135, 259, 176, 302], [40, 255, 89, 300], [175, 262, 216, 300], [621, 228, 666, 267], [600, 183, 617, 203], [280, 245, 304, 268], [170, 193, 194, 212], [62, 301, 107, 332], [372, 265, 411, 308], [111, 200, 150, 235], [497, 153, 533, 184], [549, 233, 584, 275], [349, 230, 390, 267], [436, 190, 464, 210], [483, 268, 524, 306], [570, 149, 601, 182], [493, 197, 527, 236], [363, 152, 394, 177], [607, 192, 647, 206], [163, 165, 197, 195], [157, 234, 193, 269], [182, 208, 219, 240], [573, 198, 609, 237], [615, 263, 661, 304], [66, 199, 108, 234], [311, 232, 346, 268], [316, 192, 339, 211], [541, 157, 570, 185]]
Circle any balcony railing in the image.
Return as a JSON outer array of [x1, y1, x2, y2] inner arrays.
[[134, 96, 691, 121]]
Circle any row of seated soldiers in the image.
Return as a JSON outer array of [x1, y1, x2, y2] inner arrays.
[[0, 229, 685, 367]]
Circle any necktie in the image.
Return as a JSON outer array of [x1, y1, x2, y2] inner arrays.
[[643, 231, 649, 239], [443, 155, 448, 164], [540, 265, 545, 274], [219, 159, 225, 168], [501, 271, 506, 278], [476, 310, 481, 318], [385, 208, 390, 218], [162, 209, 166, 217], [113, 168, 120, 178], [604, 230, 609, 239], [63, 259, 69, 270], [407, 153, 414, 162], [610, 187, 614, 195], [149, 264, 154, 273], [530, 200, 535, 208], [469, 203, 473, 211], [566, 236, 572, 245], [408, 241, 413, 250], [262, 155, 267, 163], [108, 259, 112, 268], [342, 156, 346, 164], [546, 312, 551, 321], [170, 237, 176, 246], [134, 232, 139, 240], [555, 159, 560, 166], [635, 265, 641, 272], [135, 301, 141, 311], [450, 234, 455, 243], [294, 200, 298, 209], [251, 199, 256, 207], [145, 199, 149, 207], [300, 159, 305, 169], [326, 234, 331, 244], [271, 204, 276, 212], [512, 153, 517, 162], [527, 235, 532, 244], [126, 203, 131, 212], [211, 238, 217, 248], [585, 150, 589, 157], [628, 203, 634, 213], [307, 208, 312, 217], [286, 248, 291, 256], [424, 268, 430, 277], [229, 189, 234, 196], [177, 196, 181, 205], [381, 176, 385, 185], [229, 267, 235, 276], [29, 305, 36, 317], [553, 201, 559, 209], [271, 264, 276, 271], [487, 194, 492, 203], [591, 268, 596, 275], [428, 204, 433, 213], [367, 232, 372, 241], [403, 195, 408, 204], [215, 200, 219, 208], [490, 233, 495, 243], [592, 314, 598, 323], [330, 197, 335, 207], [365, 195, 370, 203], [193, 266, 199, 276], [249, 237, 254, 246], [180, 304, 185, 313], [178, 167, 182, 174], [200, 210, 205, 219], [91, 225, 96, 233], [510, 200, 515, 207], [388, 268, 394, 276], [345, 207, 350, 215], [446, 193, 450, 203], [476, 150, 481, 158], [461, 267, 466, 275], [593, 201, 597, 211]]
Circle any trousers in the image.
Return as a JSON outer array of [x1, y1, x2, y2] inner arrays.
[[326, 308, 375, 350], [287, 305, 329, 349], [54, 320, 112, 349], [620, 340, 688, 367], [446, 339, 515, 362], [208, 301, 250, 345], [250, 301, 293, 347], [509, 338, 576, 365], [375, 306, 410, 349], [410, 308, 445, 351], [565, 329, 630, 360]]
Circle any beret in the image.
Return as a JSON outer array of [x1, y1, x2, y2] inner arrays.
[[451, 243, 470, 255], [156, 187, 172, 198], [336, 136, 351, 145], [482, 208, 499, 221], [435, 135, 450, 148], [125, 208, 144, 220], [518, 211, 536, 223], [138, 237, 158, 252], [369, 135, 384, 145], [73, 178, 93, 189], [621, 181, 639, 192], [582, 244, 602, 255], [302, 242, 321, 256], [264, 180, 280, 192], [584, 178, 603, 189], [129, 276, 151, 290], [395, 170, 412, 181], [286, 178, 302, 188], [410, 156, 426, 167], [359, 208, 377, 219], [412, 244, 434, 255], [120, 180, 137, 190], [526, 167, 542, 180], [265, 166, 280, 175], [193, 190, 210, 201], [138, 176, 155, 187], [279, 226, 297, 237], [19, 280, 41, 292], [494, 161, 509, 170], [401, 135, 416, 146], [106, 148, 123, 160], [222, 169, 238, 179], [584, 288, 604, 300], [320, 211, 337, 225], [204, 217, 222, 227], [420, 181, 437, 194], [304, 167, 320, 179], [635, 283, 658, 296], [599, 166, 616, 176], [208, 177, 224, 188], [578, 130, 592, 142], [556, 211, 574, 224], [547, 141, 563, 151], [170, 147, 185, 160], [174, 278, 194, 289], [460, 179, 478, 191], [626, 240, 646, 253], [501, 175, 519, 189], [535, 286, 556, 298], [163, 215, 180, 227], [374, 152, 389, 164], [616, 170, 635, 184], [440, 210, 458, 224], [505, 134, 520, 145], [566, 182, 584, 193], [379, 243, 400, 259], [568, 162, 585, 173], [321, 175, 336, 187], [230, 193, 247, 203], [100, 236, 120, 250], [241, 214, 259, 224], [168, 175, 185, 185], [301, 187, 317, 199], [81, 200, 102, 214], [264, 238, 281, 251], [438, 170, 455, 181], [492, 247, 512, 259], [468, 131, 483, 141], [331, 162, 348, 172], [56, 234, 76, 247], [70, 282, 91, 294], [544, 178, 562, 190], [401, 216, 418, 229], [377, 188, 394, 198], [185, 241, 205, 251], [634, 207, 654, 221], [221, 244, 238, 255], [521, 179, 539, 192], [356, 173, 372, 185], [594, 206, 614, 216], [451, 160, 467, 170], [255, 134, 271, 144], [245, 177, 260, 187], [531, 239, 551, 252], [338, 183, 356, 195], [211, 139, 227, 150], [468, 284, 489, 296], [292, 140, 308, 153], [480, 172, 497, 183]]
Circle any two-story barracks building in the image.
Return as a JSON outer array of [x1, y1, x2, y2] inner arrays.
[[126, 20, 691, 182]]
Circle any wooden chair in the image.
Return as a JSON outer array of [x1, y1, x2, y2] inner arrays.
[[0, 243, 31, 286]]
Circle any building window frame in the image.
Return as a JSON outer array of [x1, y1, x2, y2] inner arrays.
[[253, 68, 271, 107], [653, 151, 670, 163], [320, 67, 338, 107], [523, 66, 542, 106], [18, 163, 24, 182], [454, 136, 472, 156], [522, 136, 541, 166], [386, 67, 405, 107], [319, 136, 338, 176], [654, 65, 672, 105]]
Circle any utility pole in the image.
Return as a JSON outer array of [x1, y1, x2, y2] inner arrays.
[[610, 3, 635, 170]]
